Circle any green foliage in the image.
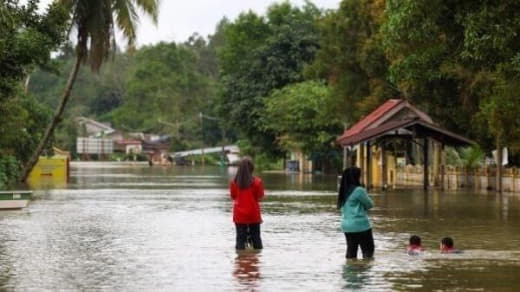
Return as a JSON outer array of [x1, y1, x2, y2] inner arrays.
[[29, 35, 224, 154], [111, 42, 219, 150], [381, 0, 520, 155], [59, 0, 159, 70], [307, 0, 396, 124], [0, 1, 67, 185], [0, 0, 68, 100], [0, 155, 20, 189], [218, 2, 323, 155], [444, 147, 462, 167], [187, 153, 222, 166], [459, 145, 484, 169], [262, 81, 342, 154], [477, 66, 520, 153], [253, 152, 283, 171]]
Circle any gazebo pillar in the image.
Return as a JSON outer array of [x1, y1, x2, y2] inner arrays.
[[359, 144, 365, 183], [381, 142, 387, 190], [366, 141, 372, 190], [343, 146, 351, 170], [440, 143, 445, 190], [423, 137, 429, 190]]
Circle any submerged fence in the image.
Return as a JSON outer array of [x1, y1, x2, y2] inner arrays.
[[396, 166, 520, 193]]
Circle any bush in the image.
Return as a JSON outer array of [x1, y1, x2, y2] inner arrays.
[[187, 153, 222, 166], [0, 155, 21, 189]]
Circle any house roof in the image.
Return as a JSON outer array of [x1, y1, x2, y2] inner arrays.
[[337, 118, 474, 146], [337, 99, 437, 143], [77, 117, 115, 136], [340, 99, 402, 140]]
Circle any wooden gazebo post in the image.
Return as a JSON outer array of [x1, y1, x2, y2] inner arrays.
[[423, 137, 429, 190], [366, 141, 372, 189], [381, 142, 387, 190], [440, 143, 445, 190], [359, 144, 365, 184]]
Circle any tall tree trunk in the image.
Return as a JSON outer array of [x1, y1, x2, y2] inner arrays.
[[496, 134, 503, 193], [20, 54, 83, 182]]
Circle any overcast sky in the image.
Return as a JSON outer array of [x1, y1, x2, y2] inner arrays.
[[38, 0, 341, 46]]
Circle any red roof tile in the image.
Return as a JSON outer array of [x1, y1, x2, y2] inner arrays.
[[337, 99, 402, 141], [337, 118, 474, 146]]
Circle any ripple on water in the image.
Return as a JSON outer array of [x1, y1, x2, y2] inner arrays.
[[1, 166, 520, 290]]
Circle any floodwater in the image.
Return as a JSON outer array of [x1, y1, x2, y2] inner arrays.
[[1, 162, 520, 291]]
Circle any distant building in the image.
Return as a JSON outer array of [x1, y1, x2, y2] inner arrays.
[[142, 135, 171, 163], [76, 117, 115, 137], [114, 139, 142, 154]]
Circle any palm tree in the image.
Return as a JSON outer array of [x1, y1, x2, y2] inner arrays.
[[20, 0, 159, 182]]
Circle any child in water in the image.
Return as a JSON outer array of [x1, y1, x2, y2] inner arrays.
[[440, 237, 463, 254], [406, 235, 424, 255], [230, 157, 265, 250]]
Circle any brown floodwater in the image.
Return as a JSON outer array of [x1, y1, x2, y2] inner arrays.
[[1, 162, 519, 291]]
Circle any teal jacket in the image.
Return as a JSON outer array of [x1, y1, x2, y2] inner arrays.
[[340, 186, 374, 233]]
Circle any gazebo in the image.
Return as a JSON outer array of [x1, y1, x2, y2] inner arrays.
[[337, 99, 474, 190]]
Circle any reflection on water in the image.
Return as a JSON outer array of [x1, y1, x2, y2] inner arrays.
[[233, 250, 261, 290], [342, 260, 373, 290], [0, 163, 519, 290]]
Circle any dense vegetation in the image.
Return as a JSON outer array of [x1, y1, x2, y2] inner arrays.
[[0, 0, 67, 187], [2, 0, 520, 187]]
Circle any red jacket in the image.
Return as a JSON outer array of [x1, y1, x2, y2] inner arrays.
[[230, 177, 264, 224]]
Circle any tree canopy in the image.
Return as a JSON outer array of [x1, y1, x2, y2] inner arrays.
[[0, 0, 68, 187]]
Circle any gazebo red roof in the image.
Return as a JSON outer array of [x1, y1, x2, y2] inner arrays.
[[337, 99, 402, 142], [336, 99, 473, 147], [338, 118, 474, 146]]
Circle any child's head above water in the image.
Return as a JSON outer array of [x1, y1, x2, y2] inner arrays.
[[440, 237, 463, 254], [440, 237, 454, 249], [406, 235, 423, 255], [409, 235, 421, 247]]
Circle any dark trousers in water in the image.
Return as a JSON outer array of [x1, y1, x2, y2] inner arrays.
[[235, 223, 263, 250], [344, 228, 374, 259]]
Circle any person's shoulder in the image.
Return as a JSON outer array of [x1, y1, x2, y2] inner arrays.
[[353, 186, 367, 195]]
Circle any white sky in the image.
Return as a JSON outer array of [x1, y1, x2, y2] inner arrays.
[[38, 0, 341, 46]]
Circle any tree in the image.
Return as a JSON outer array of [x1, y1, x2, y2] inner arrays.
[[20, 0, 159, 181], [382, 0, 520, 191], [0, 0, 68, 187], [307, 0, 396, 125], [218, 2, 322, 156], [262, 81, 342, 170], [111, 42, 217, 150]]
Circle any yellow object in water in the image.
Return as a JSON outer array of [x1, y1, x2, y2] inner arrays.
[[27, 155, 69, 189]]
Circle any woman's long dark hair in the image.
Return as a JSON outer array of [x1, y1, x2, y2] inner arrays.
[[234, 157, 255, 189], [337, 167, 361, 209]]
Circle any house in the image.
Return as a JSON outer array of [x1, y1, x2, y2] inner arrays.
[[114, 139, 142, 154], [337, 99, 473, 190], [76, 117, 115, 137]]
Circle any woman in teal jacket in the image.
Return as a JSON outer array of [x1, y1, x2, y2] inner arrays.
[[337, 167, 374, 259]]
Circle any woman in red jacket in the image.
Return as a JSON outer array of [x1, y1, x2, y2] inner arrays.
[[230, 157, 265, 250]]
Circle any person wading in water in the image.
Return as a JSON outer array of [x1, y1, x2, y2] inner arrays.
[[337, 167, 375, 259], [230, 157, 265, 250]]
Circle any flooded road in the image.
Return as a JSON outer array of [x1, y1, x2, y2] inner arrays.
[[1, 162, 520, 291]]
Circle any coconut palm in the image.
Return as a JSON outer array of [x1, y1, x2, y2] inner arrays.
[[20, 0, 159, 181]]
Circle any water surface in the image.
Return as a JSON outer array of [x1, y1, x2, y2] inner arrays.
[[1, 163, 519, 291]]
